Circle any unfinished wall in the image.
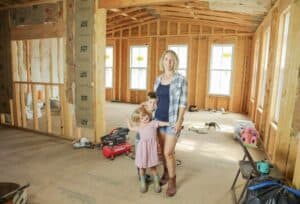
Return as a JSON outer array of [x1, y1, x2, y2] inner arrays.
[[248, 0, 300, 184], [106, 19, 253, 113]]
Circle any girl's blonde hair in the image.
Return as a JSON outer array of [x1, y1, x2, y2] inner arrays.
[[131, 106, 152, 123], [159, 50, 179, 72]]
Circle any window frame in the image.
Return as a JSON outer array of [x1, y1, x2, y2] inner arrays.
[[272, 9, 291, 123], [129, 45, 148, 90], [208, 43, 235, 96], [258, 26, 271, 109], [167, 44, 189, 77], [250, 39, 261, 101], [105, 46, 113, 88]]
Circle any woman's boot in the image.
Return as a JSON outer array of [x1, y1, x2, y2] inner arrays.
[[166, 175, 176, 197], [159, 167, 169, 186], [140, 175, 147, 193], [153, 175, 161, 193]]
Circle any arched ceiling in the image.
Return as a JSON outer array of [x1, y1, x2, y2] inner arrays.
[[0, 0, 277, 33]]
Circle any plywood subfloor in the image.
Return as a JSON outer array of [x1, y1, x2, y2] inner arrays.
[[0, 102, 265, 204]]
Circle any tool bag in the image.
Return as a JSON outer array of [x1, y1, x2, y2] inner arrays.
[[101, 127, 129, 146], [242, 176, 300, 204]]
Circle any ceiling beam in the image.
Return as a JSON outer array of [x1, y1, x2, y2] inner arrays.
[[99, 0, 189, 9], [0, 0, 61, 10]]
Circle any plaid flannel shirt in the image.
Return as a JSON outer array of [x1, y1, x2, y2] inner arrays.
[[154, 72, 188, 125]]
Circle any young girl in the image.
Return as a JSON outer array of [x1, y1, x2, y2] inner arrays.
[[127, 106, 168, 193]]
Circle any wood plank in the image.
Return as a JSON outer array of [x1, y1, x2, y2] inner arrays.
[[13, 83, 22, 127], [293, 133, 300, 188], [59, 84, 64, 136], [94, 8, 107, 142], [261, 7, 279, 149], [0, 0, 60, 10], [11, 23, 64, 40], [274, 0, 300, 174], [9, 99, 14, 126], [99, 0, 187, 9], [0, 114, 5, 124], [31, 84, 39, 130], [152, 6, 259, 27], [14, 81, 62, 86], [45, 85, 52, 134], [20, 85, 27, 128]]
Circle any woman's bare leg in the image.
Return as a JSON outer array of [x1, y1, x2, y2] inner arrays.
[[164, 135, 177, 177], [158, 131, 169, 185], [164, 135, 178, 196]]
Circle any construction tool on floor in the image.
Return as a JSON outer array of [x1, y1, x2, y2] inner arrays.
[[100, 127, 129, 147], [102, 143, 132, 160], [72, 137, 94, 149], [101, 127, 132, 160], [0, 183, 30, 204]]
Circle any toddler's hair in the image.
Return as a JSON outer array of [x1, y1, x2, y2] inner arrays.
[[147, 92, 156, 99], [131, 106, 152, 123]]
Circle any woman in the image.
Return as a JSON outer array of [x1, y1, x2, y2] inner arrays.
[[154, 50, 187, 197]]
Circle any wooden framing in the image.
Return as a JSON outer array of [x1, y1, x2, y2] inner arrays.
[[248, 0, 300, 185], [1, 0, 299, 189], [11, 23, 65, 41], [99, 0, 188, 9], [106, 19, 253, 112]]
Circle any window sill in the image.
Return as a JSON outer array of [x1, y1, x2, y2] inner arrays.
[[207, 94, 230, 98]]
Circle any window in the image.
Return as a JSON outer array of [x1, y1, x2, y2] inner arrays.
[[130, 45, 148, 90], [273, 11, 290, 122], [168, 45, 188, 77], [250, 39, 260, 100], [259, 27, 271, 108], [105, 46, 113, 88], [209, 44, 234, 96]]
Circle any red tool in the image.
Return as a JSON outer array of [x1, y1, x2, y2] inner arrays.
[[102, 143, 132, 160]]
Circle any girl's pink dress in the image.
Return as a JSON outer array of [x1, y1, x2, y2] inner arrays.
[[135, 120, 159, 168]]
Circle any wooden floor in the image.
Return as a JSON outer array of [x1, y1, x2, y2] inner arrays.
[[0, 102, 265, 204]]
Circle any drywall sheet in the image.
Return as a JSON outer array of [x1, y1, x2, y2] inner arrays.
[[74, 0, 94, 128]]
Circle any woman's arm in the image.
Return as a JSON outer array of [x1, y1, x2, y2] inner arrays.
[[175, 78, 188, 133], [174, 107, 185, 133], [158, 121, 170, 127]]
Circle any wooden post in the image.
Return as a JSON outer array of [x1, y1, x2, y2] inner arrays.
[[45, 85, 52, 133], [291, 0, 300, 189], [0, 114, 5, 124], [31, 84, 39, 130], [293, 133, 300, 188], [9, 99, 14, 126], [13, 83, 22, 127], [20, 84, 27, 128], [94, 8, 106, 142], [59, 84, 65, 136]]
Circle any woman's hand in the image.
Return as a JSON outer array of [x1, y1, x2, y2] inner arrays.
[[174, 120, 183, 134]]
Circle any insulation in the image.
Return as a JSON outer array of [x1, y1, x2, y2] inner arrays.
[[74, 0, 95, 128], [11, 3, 62, 26]]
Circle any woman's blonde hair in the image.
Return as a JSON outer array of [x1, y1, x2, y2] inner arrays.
[[130, 106, 152, 123], [159, 50, 179, 72]]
